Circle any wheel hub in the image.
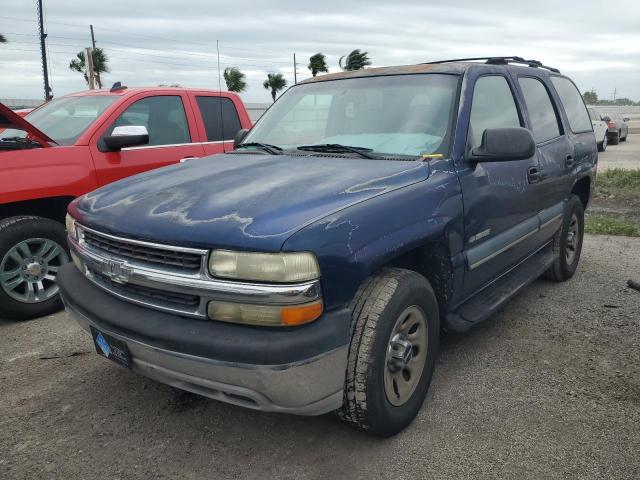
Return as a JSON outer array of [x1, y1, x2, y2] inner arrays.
[[388, 333, 413, 371], [25, 261, 43, 277]]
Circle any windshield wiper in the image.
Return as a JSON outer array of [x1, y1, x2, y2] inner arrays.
[[236, 142, 282, 155], [296, 144, 381, 159]]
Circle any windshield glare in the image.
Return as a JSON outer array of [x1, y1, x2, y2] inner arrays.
[[1, 95, 118, 146], [245, 74, 459, 158]]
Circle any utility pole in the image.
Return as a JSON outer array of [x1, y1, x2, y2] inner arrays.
[[89, 25, 101, 87], [293, 53, 297, 84], [85, 47, 95, 90], [36, 0, 52, 100], [613, 87, 617, 102]]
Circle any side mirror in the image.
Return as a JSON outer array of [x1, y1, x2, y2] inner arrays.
[[469, 127, 536, 162], [623, 117, 630, 122], [104, 125, 149, 151], [233, 128, 249, 149]]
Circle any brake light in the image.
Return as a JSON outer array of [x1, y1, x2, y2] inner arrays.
[[608, 121, 616, 128]]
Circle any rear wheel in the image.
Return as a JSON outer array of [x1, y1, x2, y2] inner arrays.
[[544, 195, 584, 282], [620, 130, 627, 142], [0, 216, 69, 320], [338, 267, 439, 437]]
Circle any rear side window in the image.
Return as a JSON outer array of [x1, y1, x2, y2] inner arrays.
[[196, 96, 242, 141], [518, 77, 561, 143], [468, 75, 521, 148], [551, 77, 592, 133], [108, 96, 190, 146]]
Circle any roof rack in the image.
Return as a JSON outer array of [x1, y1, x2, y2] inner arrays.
[[424, 56, 560, 73]]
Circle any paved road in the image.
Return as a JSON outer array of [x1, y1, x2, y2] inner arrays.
[[1, 235, 639, 480], [597, 134, 639, 171]]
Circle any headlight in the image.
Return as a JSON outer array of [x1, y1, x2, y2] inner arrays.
[[65, 213, 77, 240], [208, 250, 320, 283]]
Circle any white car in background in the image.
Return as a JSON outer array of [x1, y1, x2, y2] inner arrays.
[[588, 107, 608, 151]]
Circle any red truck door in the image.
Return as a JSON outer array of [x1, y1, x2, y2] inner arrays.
[[89, 92, 205, 186], [187, 92, 247, 156]]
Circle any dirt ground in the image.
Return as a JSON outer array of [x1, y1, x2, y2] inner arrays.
[[1, 234, 639, 480]]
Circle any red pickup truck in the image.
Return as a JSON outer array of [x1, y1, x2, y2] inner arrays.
[[0, 86, 252, 320]]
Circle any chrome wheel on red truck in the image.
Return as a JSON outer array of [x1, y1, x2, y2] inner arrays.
[[0, 216, 69, 320]]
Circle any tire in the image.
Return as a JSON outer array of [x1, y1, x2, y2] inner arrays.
[[609, 133, 620, 145], [338, 267, 440, 437], [597, 134, 607, 152], [0, 216, 70, 320], [543, 195, 584, 282], [620, 131, 627, 142]]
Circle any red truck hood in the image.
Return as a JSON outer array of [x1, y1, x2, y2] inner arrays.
[[0, 102, 55, 147]]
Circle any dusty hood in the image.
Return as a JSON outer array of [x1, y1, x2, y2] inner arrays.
[[72, 153, 430, 251], [0, 102, 54, 147]]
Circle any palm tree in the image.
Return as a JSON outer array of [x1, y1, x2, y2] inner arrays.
[[69, 48, 110, 88], [339, 49, 371, 71], [223, 67, 247, 93], [0, 34, 7, 43], [263, 73, 287, 102], [308, 53, 329, 77]]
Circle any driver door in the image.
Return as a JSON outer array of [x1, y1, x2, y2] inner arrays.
[[455, 74, 541, 298], [90, 93, 204, 187]]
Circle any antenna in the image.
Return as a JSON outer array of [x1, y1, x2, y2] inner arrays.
[[216, 40, 226, 153]]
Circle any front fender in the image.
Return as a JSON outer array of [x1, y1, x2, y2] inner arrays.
[[283, 170, 464, 310]]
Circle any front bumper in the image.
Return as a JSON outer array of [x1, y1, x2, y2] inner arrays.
[[58, 263, 350, 415]]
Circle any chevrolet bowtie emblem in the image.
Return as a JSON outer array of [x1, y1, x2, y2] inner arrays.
[[101, 258, 132, 284]]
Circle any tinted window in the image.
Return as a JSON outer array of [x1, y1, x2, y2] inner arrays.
[[196, 96, 242, 141], [468, 75, 521, 148], [551, 77, 592, 132], [518, 77, 561, 143], [108, 96, 190, 146]]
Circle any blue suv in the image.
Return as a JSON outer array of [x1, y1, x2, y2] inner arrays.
[[59, 57, 597, 437]]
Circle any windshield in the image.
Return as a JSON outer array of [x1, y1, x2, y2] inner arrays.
[[244, 74, 459, 158], [0, 95, 118, 146]]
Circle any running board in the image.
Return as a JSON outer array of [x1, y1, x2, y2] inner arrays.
[[446, 243, 555, 332]]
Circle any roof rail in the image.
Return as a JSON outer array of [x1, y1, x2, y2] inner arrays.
[[424, 57, 560, 73]]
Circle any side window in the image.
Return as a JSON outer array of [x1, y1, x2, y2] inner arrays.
[[551, 76, 592, 133], [196, 96, 242, 141], [108, 96, 190, 147], [468, 75, 521, 148], [518, 77, 561, 143]]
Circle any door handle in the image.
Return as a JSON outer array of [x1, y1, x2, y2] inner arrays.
[[565, 154, 575, 169], [179, 156, 197, 163], [527, 166, 543, 183]]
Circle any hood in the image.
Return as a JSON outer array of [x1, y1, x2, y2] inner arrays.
[[73, 153, 430, 251], [0, 102, 55, 147]]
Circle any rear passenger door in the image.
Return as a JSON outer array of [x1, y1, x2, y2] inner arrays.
[[456, 74, 541, 298], [189, 93, 243, 156]]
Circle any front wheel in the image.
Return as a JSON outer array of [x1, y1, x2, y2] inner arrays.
[[598, 134, 607, 152], [544, 195, 584, 282], [338, 267, 439, 437], [0, 216, 70, 320]]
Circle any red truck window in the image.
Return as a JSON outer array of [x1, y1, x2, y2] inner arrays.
[[106, 96, 191, 146], [196, 96, 242, 142]]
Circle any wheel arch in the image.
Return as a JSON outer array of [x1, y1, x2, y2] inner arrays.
[[571, 176, 591, 210], [0, 196, 75, 224]]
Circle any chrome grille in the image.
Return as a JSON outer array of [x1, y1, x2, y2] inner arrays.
[[90, 268, 201, 309], [82, 229, 202, 272]]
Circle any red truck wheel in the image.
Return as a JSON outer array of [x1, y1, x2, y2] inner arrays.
[[0, 216, 69, 320]]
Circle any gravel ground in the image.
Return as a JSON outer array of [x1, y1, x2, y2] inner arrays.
[[597, 134, 639, 171], [1, 234, 639, 480]]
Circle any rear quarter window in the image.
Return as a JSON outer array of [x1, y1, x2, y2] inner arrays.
[[551, 77, 592, 133]]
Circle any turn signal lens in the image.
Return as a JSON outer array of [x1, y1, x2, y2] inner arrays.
[[207, 300, 323, 326], [209, 250, 320, 283], [65, 214, 77, 240]]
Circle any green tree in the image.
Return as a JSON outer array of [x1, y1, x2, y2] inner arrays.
[[0, 34, 7, 43], [223, 67, 247, 93], [308, 53, 329, 77], [69, 48, 109, 88], [339, 49, 371, 71], [582, 90, 598, 104], [263, 73, 287, 102]]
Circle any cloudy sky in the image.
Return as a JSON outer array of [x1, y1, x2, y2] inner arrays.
[[1, 0, 639, 103]]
